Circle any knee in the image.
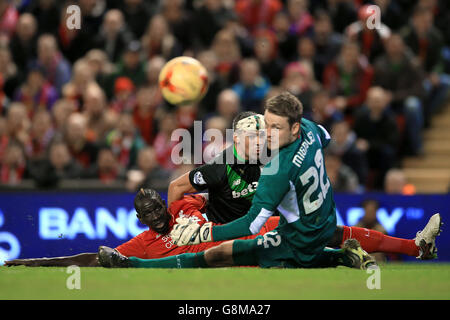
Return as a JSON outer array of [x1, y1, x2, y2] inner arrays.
[[204, 241, 233, 267]]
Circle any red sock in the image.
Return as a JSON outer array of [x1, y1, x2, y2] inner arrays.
[[341, 226, 419, 257]]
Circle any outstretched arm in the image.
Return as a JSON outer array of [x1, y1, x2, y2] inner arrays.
[[212, 169, 289, 241], [4, 253, 99, 267], [172, 165, 290, 245], [168, 172, 198, 206]]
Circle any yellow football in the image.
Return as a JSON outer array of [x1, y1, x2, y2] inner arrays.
[[158, 56, 209, 105]]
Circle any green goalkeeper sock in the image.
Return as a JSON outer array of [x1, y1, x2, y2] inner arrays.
[[128, 252, 209, 269]]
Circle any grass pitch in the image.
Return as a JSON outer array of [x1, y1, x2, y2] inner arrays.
[[1, 263, 450, 300]]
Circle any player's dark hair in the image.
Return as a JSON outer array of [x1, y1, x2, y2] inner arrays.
[[264, 91, 303, 127], [134, 188, 165, 218], [232, 111, 258, 131]]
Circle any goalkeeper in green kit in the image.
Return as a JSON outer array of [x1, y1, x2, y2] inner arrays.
[[99, 92, 376, 269]]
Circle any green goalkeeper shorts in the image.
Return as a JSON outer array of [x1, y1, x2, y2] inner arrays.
[[232, 231, 300, 268]]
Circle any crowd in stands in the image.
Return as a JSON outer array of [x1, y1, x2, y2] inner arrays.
[[0, 0, 449, 193]]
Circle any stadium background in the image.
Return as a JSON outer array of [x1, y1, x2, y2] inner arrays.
[[0, 0, 449, 265]]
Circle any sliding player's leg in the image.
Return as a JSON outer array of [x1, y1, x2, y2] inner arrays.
[[236, 230, 376, 269], [98, 240, 257, 268], [98, 231, 377, 269], [328, 213, 442, 260]]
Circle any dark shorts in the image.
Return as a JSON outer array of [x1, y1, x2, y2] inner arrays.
[[232, 231, 300, 268]]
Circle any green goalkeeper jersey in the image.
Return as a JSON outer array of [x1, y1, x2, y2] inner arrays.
[[212, 118, 337, 265]]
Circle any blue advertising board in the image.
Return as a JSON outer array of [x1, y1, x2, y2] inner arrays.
[[0, 192, 448, 264]]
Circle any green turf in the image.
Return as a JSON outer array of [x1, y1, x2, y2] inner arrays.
[[1, 263, 450, 300]]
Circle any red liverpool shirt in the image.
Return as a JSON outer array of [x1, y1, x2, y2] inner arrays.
[[115, 194, 279, 259]]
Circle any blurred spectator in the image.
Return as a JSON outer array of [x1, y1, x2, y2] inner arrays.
[[324, 151, 359, 193], [57, 1, 102, 64], [6, 102, 30, 149], [286, 0, 314, 38], [177, 103, 198, 132], [9, 13, 38, 72], [0, 45, 20, 106], [280, 61, 315, 116], [84, 146, 126, 184], [27, 0, 60, 36], [384, 168, 416, 195], [126, 146, 171, 192], [211, 28, 241, 86], [34, 33, 71, 94], [211, 88, 241, 128], [0, 0, 19, 39], [345, 4, 391, 64], [234, 0, 282, 33], [28, 139, 83, 188], [13, 64, 58, 115], [373, 34, 426, 155], [203, 115, 229, 163], [106, 40, 146, 98], [84, 49, 115, 90], [310, 89, 343, 131], [62, 59, 95, 108], [355, 199, 387, 262], [428, 0, 450, 46], [140, 14, 182, 61], [29, 109, 54, 160], [144, 55, 166, 88], [47, 140, 83, 179], [51, 98, 76, 132], [353, 86, 399, 190], [328, 120, 368, 187], [196, 50, 226, 117], [110, 76, 136, 113], [271, 10, 298, 62], [317, 0, 357, 34], [0, 115, 7, 159], [119, 0, 154, 40], [312, 10, 343, 82], [222, 9, 254, 58], [375, 0, 406, 31], [93, 9, 134, 63], [322, 41, 374, 114], [64, 112, 98, 169], [192, 0, 236, 49], [161, 0, 194, 52], [253, 29, 285, 86], [82, 83, 109, 142], [232, 58, 271, 112], [105, 112, 145, 169], [153, 110, 179, 171], [0, 142, 27, 185], [133, 87, 159, 145], [401, 6, 448, 128], [401, 6, 444, 77], [296, 36, 320, 83]]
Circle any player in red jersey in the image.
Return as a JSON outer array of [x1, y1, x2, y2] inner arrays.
[[113, 189, 279, 260], [4, 189, 279, 267]]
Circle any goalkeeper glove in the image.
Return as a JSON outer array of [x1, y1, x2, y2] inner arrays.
[[170, 217, 213, 246]]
